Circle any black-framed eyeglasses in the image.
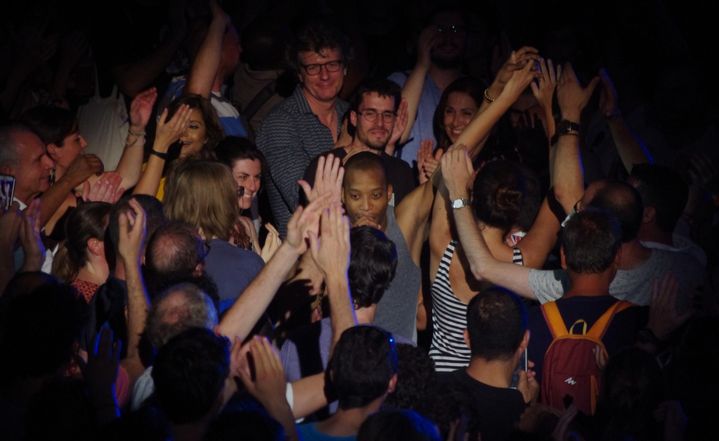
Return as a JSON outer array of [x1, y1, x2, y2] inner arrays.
[[436, 24, 466, 34], [357, 109, 396, 123], [301, 60, 343, 76]]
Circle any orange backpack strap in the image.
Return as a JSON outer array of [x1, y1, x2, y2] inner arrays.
[[586, 300, 633, 340], [541, 302, 569, 339]]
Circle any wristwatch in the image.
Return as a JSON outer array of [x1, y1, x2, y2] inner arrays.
[[556, 119, 581, 136], [451, 197, 471, 209]]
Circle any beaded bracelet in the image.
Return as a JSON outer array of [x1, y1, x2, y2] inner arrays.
[[128, 128, 146, 137], [483, 88, 496, 103]]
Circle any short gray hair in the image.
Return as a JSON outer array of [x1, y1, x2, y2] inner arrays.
[[145, 283, 219, 349], [0, 124, 24, 168]]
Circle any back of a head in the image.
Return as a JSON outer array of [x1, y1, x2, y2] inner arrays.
[[146, 221, 205, 276], [145, 283, 218, 350], [52, 201, 112, 282], [466, 287, 527, 360], [384, 343, 436, 412], [164, 160, 238, 242], [326, 325, 398, 410], [588, 181, 643, 242], [471, 160, 542, 233], [0, 282, 88, 381], [562, 208, 622, 274], [358, 409, 441, 441], [151, 327, 230, 424], [19, 105, 77, 146], [349, 226, 398, 309], [105, 195, 166, 271], [629, 163, 688, 234]]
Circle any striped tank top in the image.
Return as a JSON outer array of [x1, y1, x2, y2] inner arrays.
[[429, 240, 524, 372]]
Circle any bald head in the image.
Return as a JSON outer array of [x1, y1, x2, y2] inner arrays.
[[587, 181, 643, 242], [146, 283, 218, 349]]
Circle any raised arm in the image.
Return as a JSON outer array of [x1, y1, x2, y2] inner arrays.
[[216, 197, 326, 342], [116, 198, 150, 384], [132, 104, 191, 196], [309, 204, 357, 348], [456, 58, 538, 157], [529, 58, 560, 140], [395, 177, 438, 266], [440, 148, 535, 298], [39, 154, 103, 226], [599, 68, 652, 172], [513, 63, 599, 267], [185, 0, 229, 98], [397, 26, 437, 147], [114, 88, 158, 190]]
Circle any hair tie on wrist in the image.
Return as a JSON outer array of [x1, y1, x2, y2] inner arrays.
[[150, 149, 168, 160]]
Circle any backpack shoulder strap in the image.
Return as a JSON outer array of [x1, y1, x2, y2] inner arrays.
[[541, 302, 569, 339], [586, 300, 633, 340]]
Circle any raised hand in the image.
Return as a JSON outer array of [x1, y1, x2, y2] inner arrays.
[[500, 59, 540, 104], [153, 104, 192, 153], [416, 25, 439, 69], [416, 139, 434, 184], [556, 63, 600, 122], [129, 88, 158, 131], [490, 46, 540, 96], [235, 336, 296, 438], [598, 68, 620, 119], [64, 153, 104, 186], [387, 98, 408, 153], [530, 58, 560, 113], [309, 204, 351, 278], [441, 145, 474, 200], [117, 198, 147, 267], [517, 359, 539, 404], [84, 325, 121, 416], [298, 154, 344, 208], [81, 172, 125, 203], [285, 193, 329, 255]]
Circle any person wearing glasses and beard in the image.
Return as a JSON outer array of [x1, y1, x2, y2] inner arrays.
[[303, 78, 416, 207]]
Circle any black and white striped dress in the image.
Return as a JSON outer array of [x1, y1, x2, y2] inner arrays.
[[429, 241, 471, 372], [429, 240, 524, 372]]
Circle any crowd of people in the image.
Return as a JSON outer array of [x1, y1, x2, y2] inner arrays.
[[0, 0, 717, 440]]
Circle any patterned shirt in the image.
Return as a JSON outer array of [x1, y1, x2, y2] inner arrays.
[[257, 86, 348, 237]]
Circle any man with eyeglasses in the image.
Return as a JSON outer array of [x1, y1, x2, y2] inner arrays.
[[303, 79, 416, 207], [388, 7, 468, 166], [257, 19, 351, 238]]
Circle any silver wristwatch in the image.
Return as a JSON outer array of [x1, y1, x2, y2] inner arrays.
[[451, 198, 470, 209]]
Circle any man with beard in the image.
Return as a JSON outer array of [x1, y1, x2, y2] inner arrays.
[[303, 79, 416, 206], [389, 7, 467, 166]]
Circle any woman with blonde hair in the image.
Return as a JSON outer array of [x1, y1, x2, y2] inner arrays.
[[163, 160, 264, 313]]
